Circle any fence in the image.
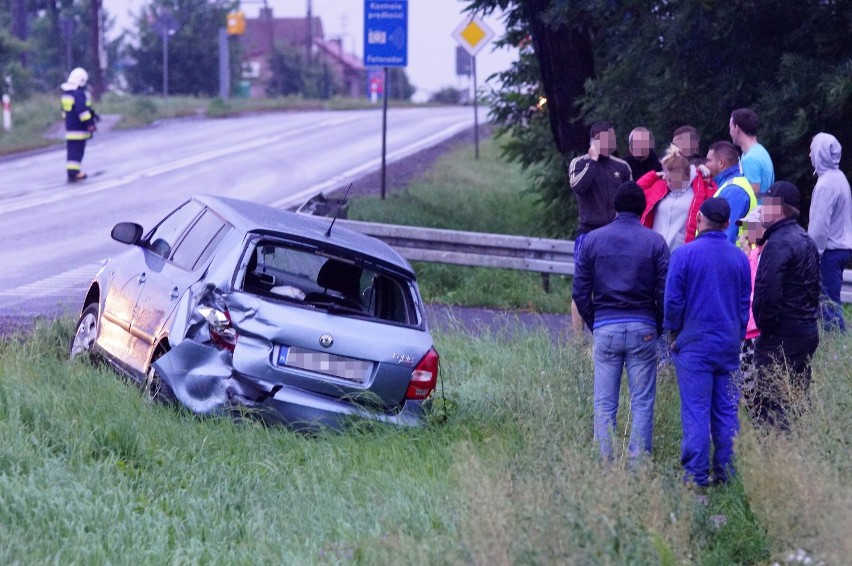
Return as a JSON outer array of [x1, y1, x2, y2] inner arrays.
[[336, 219, 852, 303]]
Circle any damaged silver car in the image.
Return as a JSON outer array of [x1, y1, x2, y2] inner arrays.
[[69, 195, 440, 428]]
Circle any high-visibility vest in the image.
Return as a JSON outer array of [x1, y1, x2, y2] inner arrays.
[[714, 176, 757, 244]]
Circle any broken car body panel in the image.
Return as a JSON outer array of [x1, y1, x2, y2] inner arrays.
[[74, 195, 438, 429]]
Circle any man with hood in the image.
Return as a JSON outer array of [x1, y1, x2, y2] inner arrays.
[[61, 67, 98, 182], [808, 132, 852, 332]]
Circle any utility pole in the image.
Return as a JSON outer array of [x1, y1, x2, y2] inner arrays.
[[89, 0, 104, 101], [11, 0, 27, 66], [306, 0, 313, 64]]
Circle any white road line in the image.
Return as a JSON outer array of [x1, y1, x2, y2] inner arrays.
[[0, 115, 361, 216], [270, 120, 474, 209], [0, 262, 102, 299]]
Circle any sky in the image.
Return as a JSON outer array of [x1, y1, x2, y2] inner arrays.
[[104, 0, 518, 102]]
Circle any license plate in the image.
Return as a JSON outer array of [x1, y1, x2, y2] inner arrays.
[[278, 346, 373, 383]]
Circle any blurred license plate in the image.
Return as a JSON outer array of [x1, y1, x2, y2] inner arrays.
[[278, 346, 372, 383]]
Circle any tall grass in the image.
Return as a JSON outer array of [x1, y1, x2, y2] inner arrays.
[[6, 318, 848, 563]]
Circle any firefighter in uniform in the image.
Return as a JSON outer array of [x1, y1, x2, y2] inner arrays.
[[60, 67, 98, 182]]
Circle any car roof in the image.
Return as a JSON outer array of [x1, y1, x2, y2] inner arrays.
[[195, 194, 414, 275]]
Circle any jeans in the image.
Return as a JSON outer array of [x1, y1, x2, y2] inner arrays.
[[820, 249, 851, 332], [673, 348, 740, 487], [593, 322, 658, 461]]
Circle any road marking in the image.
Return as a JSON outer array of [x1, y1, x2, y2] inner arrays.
[[270, 120, 475, 209], [0, 115, 362, 216], [0, 262, 102, 301]]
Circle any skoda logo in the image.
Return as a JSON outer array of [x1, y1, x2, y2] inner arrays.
[[319, 334, 334, 348]]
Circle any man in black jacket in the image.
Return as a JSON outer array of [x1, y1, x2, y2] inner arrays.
[[573, 181, 670, 462], [752, 181, 821, 429], [568, 121, 633, 335]]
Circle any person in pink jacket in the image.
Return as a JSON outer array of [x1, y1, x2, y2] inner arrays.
[[636, 144, 718, 251], [734, 209, 765, 411]]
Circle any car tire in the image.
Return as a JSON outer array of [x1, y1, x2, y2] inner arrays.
[[69, 303, 99, 361], [143, 345, 175, 404]]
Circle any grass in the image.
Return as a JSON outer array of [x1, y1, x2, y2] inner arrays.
[[0, 92, 428, 157], [348, 137, 573, 314], [1, 315, 849, 563]]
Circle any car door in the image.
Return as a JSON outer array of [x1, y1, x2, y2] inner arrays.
[[126, 208, 230, 373]]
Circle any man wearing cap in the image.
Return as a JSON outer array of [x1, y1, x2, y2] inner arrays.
[[807, 132, 852, 332], [664, 197, 751, 488], [573, 181, 670, 463], [60, 67, 98, 183], [752, 181, 821, 429]]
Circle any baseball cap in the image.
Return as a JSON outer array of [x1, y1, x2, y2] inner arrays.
[[756, 181, 801, 209], [699, 197, 730, 224]]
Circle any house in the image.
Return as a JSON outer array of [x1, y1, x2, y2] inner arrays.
[[240, 8, 365, 99]]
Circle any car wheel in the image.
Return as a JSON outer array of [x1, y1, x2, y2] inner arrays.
[[69, 304, 99, 360], [143, 346, 175, 404]]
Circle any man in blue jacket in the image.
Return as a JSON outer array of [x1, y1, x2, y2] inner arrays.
[[704, 141, 757, 244], [573, 181, 670, 463], [664, 197, 751, 488], [60, 67, 97, 182]]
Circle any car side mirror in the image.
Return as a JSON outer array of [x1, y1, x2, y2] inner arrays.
[[111, 222, 143, 245]]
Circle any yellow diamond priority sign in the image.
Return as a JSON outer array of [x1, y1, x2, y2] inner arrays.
[[452, 18, 494, 57]]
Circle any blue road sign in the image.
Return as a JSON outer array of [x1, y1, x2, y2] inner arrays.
[[364, 1, 407, 67]]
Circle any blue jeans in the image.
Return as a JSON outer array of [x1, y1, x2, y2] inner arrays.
[[820, 249, 851, 332], [593, 322, 658, 461], [673, 348, 740, 487]]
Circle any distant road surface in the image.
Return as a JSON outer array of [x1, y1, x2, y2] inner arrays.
[[0, 107, 484, 329]]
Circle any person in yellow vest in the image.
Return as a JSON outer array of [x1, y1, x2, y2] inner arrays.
[[703, 141, 757, 244], [60, 67, 98, 183]]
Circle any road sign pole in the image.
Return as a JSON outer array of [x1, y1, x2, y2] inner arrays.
[[219, 27, 230, 100], [381, 67, 389, 200], [473, 56, 479, 160]]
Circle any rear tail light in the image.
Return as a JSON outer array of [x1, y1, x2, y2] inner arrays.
[[406, 347, 439, 400], [198, 305, 238, 352]]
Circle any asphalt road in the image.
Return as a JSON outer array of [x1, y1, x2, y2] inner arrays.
[[0, 107, 569, 337]]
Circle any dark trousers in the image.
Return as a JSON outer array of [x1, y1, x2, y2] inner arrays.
[[66, 139, 87, 178], [752, 328, 819, 430], [820, 249, 851, 332]]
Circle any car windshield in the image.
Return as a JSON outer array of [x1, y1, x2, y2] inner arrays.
[[239, 239, 419, 326]]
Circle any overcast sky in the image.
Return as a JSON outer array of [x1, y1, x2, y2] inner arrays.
[[104, 0, 518, 101]]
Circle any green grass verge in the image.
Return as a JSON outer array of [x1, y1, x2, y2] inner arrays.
[[348, 137, 573, 314], [1, 319, 849, 563]]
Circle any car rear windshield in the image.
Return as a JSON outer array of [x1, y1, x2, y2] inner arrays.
[[239, 239, 420, 327]]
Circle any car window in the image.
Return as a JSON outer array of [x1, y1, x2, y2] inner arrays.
[[170, 209, 230, 270], [145, 200, 204, 259], [240, 240, 417, 325]]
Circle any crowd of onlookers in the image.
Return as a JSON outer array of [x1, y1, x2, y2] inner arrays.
[[567, 109, 852, 490]]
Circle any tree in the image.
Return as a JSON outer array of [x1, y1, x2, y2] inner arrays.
[[266, 44, 341, 99], [125, 0, 237, 96], [387, 67, 414, 101], [467, 0, 852, 236]]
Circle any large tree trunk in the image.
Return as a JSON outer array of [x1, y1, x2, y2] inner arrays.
[[522, 1, 595, 156]]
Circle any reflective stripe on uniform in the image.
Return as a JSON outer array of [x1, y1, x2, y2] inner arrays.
[[66, 131, 92, 141], [66, 161, 82, 171], [714, 177, 758, 244], [61, 95, 74, 112], [79, 111, 92, 121]]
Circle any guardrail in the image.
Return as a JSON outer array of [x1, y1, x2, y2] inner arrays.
[[336, 219, 852, 303]]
